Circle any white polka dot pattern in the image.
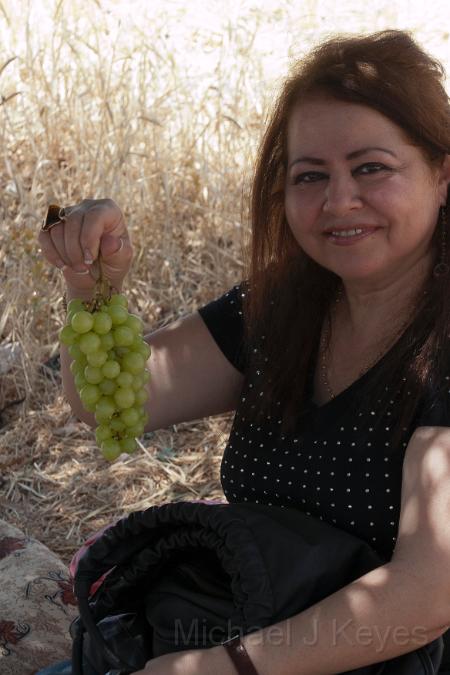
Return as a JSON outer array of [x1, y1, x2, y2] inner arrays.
[[198, 282, 450, 559]]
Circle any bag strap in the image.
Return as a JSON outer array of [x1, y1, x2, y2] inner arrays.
[[71, 597, 136, 674]]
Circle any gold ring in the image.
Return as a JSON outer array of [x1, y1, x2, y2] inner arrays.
[[41, 204, 67, 232]]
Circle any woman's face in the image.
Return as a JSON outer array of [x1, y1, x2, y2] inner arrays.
[[284, 97, 449, 285]]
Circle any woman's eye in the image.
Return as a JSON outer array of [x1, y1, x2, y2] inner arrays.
[[292, 162, 390, 185], [358, 162, 387, 174], [293, 172, 323, 184]]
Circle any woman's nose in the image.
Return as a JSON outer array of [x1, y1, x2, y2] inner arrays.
[[323, 174, 363, 215]]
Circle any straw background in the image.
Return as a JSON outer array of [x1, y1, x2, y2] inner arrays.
[[1, 0, 449, 563]]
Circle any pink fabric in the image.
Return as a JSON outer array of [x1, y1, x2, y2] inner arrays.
[[69, 522, 117, 597]]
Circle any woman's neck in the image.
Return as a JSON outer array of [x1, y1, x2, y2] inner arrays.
[[336, 256, 432, 343]]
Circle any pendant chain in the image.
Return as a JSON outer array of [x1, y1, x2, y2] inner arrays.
[[320, 286, 420, 401]]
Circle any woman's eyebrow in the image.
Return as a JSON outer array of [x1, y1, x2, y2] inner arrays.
[[288, 146, 397, 170]]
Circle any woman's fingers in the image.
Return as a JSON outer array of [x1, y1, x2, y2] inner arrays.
[[62, 205, 89, 272], [99, 234, 125, 261], [78, 199, 127, 265], [50, 224, 73, 267], [60, 264, 98, 293], [38, 224, 69, 269], [38, 204, 84, 270], [38, 198, 132, 292]]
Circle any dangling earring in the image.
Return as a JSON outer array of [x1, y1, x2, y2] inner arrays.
[[433, 205, 449, 278]]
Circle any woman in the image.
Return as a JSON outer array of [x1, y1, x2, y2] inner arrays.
[[38, 29, 450, 675]]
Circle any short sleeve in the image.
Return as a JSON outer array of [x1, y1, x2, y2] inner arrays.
[[413, 377, 450, 428], [197, 281, 248, 374]]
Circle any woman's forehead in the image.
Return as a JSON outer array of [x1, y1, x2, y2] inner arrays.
[[286, 98, 407, 149]]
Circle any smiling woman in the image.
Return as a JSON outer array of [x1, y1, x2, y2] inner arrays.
[[284, 98, 445, 301], [37, 28, 450, 675], [243, 29, 450, 452]]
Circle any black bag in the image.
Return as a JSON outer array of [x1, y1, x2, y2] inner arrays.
[[71, 501, 444, 674]]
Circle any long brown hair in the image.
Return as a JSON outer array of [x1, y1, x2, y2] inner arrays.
[[241, 29, 450, 451]]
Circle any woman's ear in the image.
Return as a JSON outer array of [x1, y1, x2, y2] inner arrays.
[[438, 154, 450, 204]]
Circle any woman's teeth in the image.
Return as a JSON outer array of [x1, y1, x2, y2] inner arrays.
[[330, 228, 363, 237]]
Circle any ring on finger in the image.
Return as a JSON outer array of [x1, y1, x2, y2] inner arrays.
[[41, 204, 67, 232]]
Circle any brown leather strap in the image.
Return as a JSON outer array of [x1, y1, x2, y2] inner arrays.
[[222, 634, 260, 675]]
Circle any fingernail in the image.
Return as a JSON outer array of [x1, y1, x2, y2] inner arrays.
[[83, 249, 93, 264], [74, 268, 90, 275]]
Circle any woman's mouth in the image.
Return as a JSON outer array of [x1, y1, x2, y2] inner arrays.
[[324, 227, 380, 245]]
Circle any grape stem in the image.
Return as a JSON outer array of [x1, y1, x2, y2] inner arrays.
[[85, 252, 118, 313]]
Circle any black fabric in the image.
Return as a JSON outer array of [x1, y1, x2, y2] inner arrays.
[[71, 501, 444, 674], [197, 282, 249, 373], [197, 281, 450, 669]]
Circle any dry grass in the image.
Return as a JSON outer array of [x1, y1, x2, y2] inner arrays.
[[0, 0, 449, 564]]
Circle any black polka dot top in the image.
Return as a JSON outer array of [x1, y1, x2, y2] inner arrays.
[[197, 281, 449, 563]]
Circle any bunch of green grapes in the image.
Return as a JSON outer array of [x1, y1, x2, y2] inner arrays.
[[59, 292, 150, 461]]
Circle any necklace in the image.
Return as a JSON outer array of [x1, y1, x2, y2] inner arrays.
[[319, 286, 416, 401]]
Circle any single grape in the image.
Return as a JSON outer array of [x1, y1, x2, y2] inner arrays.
[[71, 311, 94, 334], [125, 314, 144, 335], [68, 343, 84, 360], [131, 372, 147, 391], [95, 425, 112, 444], [95, 396, 116, 419], [116, 371, 133, 388], [75, 372, 87, 391], [127, 421, 145, 437], [93, 311, 113, 335], [107, 304, 128, 326], [99, 379, 116, 395], [59, 325, 78, 346], [120, 407, 140, 427], [113, 325, 134, 347], [109, 293, 128, 309], [120, 437, 137, 454], [134, 389, 148, 406], [84, 365, 103, 385], [67, 299, 86, 313], [110, 417, 126, 433], [130, 337, 144, 352], [87, 349, 108, 367], [142, 369, 151, 383], [115, 346, 129, 357], [114, 387, 135, 409], [101, 439, 122, 461], [102, 360, 121, 379], [137, 342, 151, 360], [70, 359, 84, 376], [100, 333, 115, 351], [79, 332, 102, 355], [95, 409, 110, 425], [80, 384, 101, 407], [121, 351, 145, 375]]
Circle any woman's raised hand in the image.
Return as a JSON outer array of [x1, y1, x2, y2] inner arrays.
[[38, 198, 133, 293]]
